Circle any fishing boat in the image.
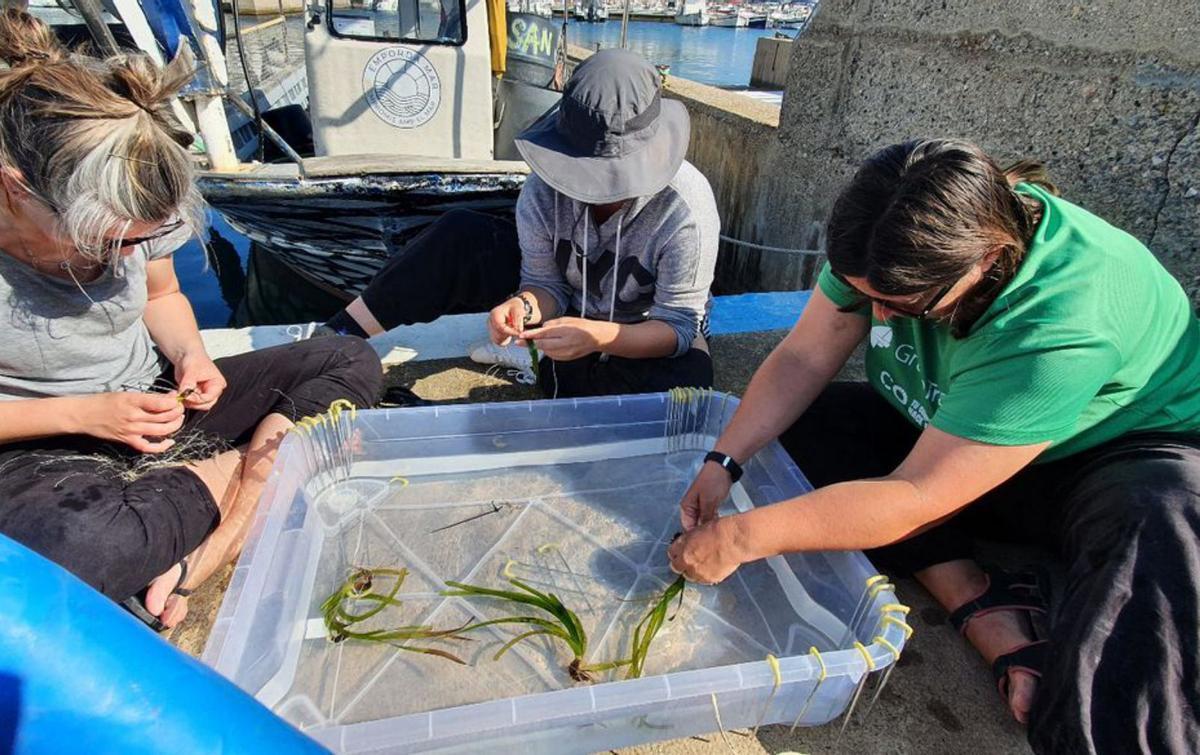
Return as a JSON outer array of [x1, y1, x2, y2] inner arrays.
[[39, 0, 569, 297], [768, 2, 811, 29], [674, 0, 709, 26], [744, 8, 768, 27], [509, 0, 557, 17], [709, 6, 749, 27], [574, 0, 609, 21]]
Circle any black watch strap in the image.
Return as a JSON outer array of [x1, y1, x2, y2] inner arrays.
[[704, 451, 744, 483]]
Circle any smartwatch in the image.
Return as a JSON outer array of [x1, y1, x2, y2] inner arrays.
[[703, 450, 743, 483]]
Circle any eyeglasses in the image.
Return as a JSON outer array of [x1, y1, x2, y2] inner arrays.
[[835, 273, 955, 320], [23, 184, 184, 252], [107, 220, 186, 250]]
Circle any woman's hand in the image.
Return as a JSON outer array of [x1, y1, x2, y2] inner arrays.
[[69, 392, 186, 453], [174, 352, 225, 411], [680, 460, 734, 530], [521, 317, 615, 361], [488, 297, 527, 346], [668, 516, 748, 585]]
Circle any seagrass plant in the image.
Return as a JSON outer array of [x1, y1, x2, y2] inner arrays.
[[625, 575, 686, 679], [443, 576, 629, 682], [445, 573, 688, 682], [321, 567, 472, 664]]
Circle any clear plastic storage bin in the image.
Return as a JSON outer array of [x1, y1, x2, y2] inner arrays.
[[202, 392, 909, 753]]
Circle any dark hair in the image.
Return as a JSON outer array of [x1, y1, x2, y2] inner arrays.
[[826, 139, 1057, 336]]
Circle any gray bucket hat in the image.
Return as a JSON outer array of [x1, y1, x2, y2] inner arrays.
[[514, 49, 690, 204]]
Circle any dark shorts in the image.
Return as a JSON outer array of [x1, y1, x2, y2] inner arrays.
[[355, 208, 714, 397], [0, 336, 382, 601]]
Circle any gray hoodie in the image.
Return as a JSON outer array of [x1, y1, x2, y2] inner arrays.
[[516, 160, 719, 357]]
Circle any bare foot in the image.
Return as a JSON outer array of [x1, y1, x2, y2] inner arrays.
[[144, 562, 189, 630]]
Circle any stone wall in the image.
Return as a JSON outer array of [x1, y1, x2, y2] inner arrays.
[[750, 37, 793, 90], [662, 76, 825, 292], [776, 0, 1200, 298], [568, 45, 825, 292]]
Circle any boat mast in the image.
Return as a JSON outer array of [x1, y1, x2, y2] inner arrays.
[[183, 0, 239, 171], [620, 0, 630, 47], [71, 0, 120, 55]]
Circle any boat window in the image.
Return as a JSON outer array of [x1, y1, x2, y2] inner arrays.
[[328, 0, 466, 45]]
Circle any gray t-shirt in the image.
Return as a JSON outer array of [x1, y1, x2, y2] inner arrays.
[[0, 231, 189, 401]]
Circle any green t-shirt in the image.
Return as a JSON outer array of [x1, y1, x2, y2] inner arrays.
[[818, 182, 1200, 463]]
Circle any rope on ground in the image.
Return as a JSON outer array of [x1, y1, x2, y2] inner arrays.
[[718, 233, 824, 257]]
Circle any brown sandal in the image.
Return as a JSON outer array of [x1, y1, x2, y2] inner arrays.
[[948, 568, 1050, 704]]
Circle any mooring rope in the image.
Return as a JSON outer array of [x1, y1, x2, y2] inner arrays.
[[717, 233, 824, 256]]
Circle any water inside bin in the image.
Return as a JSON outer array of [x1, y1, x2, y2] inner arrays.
[[279, 452, 848, 729]]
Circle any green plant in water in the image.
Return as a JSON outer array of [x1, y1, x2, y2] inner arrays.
[[321, 567, 472, 664], [444, 576, 628, 682], [625, 575, 686, 679]]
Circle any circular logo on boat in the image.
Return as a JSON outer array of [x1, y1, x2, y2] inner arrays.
[[362, 47, 441, 129]]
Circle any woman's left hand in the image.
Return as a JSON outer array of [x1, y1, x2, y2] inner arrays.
[[174, 352, 226, 411], [667, 516, 748, 585], [521, 317, 614, 361]]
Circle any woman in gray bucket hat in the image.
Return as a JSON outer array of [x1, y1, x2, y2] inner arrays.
[[317, 49, 721, 399]]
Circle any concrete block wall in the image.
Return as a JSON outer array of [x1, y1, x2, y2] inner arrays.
[[662, 75, 825, 292], [750, 37, 793, 90], [568, 45, 825, 292], [776, 0, 1200, 298]]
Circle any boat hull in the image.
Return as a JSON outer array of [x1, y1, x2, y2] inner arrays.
[[198, 169, 527, 296]]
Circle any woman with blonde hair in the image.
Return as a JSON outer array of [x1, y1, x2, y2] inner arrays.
[[0, 9, 381, 629]]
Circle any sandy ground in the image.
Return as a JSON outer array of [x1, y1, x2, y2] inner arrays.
[[170, 331, 1031, 754]]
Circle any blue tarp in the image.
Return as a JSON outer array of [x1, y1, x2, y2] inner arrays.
[[0, 534, 324, 754], [138, 0, 197, 57]]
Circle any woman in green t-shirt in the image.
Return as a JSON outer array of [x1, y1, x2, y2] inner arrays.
[[669, 139, 1200, 752]]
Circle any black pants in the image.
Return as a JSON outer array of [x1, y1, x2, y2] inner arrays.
[[349, 208, 713, 397], [781, 383, 1200, 754], [0, 337, 382, 602]]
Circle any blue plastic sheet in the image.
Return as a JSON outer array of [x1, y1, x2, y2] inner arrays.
[[0, 534, 324, 754]]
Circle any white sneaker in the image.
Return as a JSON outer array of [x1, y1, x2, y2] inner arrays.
[[469, 340, 533, 371]]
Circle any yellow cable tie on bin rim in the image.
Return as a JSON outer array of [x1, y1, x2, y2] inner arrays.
[[867, 580, 895, 600], [853, 641, 876, 672], [751, 654, 783, 736], [766, 653, 782, 687], [388, 475, 409, 487], [809, 646, 827, 681], [788, 647, 829, 733], [879, 602, 910, 615], [502, 559, 518, 579], [865, 574, 888, 589], [328, 398, 357, 418], [874, 635, 901, 662], [882, 615, 914, 639]]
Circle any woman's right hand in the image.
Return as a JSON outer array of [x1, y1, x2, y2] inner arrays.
[[69, 392, 186, 453], [488, 297, 527, 346], [680, 460, 734, 530]]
